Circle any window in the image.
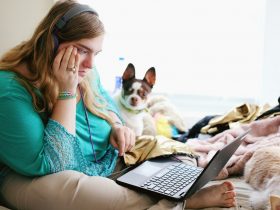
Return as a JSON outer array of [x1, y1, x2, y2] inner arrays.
[[79, 0, 276, 116]]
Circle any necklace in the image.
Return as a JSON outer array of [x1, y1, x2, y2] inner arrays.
[[78, 85, 98, 163]]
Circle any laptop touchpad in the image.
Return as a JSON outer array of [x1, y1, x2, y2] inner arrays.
[[132, 161, 162, 177]]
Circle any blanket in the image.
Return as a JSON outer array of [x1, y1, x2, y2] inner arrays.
[[124, 135, 196, 165], [187, 116, 280, 179]]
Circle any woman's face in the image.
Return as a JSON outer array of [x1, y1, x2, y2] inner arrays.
[[58, 35, 104, 83]]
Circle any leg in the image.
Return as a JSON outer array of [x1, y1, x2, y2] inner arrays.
[[1, 170, 159, 210], [185, 181, 236, 209]]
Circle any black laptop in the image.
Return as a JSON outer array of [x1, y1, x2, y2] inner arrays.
[[116, 129, 250, 201]]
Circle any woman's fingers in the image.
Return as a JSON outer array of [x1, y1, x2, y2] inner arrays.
[[117, 130, 125, 156], [60, 46, 74, 70], [121, 127, 135, 153], [53, 48, 66, 72], [73, 51, 80, 76], [52, 46, 79, 92], [110, 125, 136, 156], [68, 50, 77, 73]]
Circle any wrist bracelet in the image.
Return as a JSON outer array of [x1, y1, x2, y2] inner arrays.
[[113, 121, 123, 126], [58, 91, 76, 100]]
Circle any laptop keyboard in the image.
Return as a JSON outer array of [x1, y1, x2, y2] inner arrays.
[[140, 162, 203, 196]]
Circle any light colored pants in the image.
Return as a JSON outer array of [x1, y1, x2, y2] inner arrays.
[[0, 156, 196, 210]]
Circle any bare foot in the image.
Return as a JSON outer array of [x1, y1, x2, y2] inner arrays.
[[185, 181, 236, 209]]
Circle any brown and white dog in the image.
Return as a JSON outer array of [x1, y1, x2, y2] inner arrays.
[[115, 63, 156, 136]]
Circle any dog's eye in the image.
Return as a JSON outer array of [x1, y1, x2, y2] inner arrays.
[[138, 90, 147, 98], [129, 88, 134, 93], [125, 88, 134, 95]]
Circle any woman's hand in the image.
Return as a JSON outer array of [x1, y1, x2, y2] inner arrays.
[[53, 46, 80, 93], [51, 46, 80, 134], [110, 124, 136, 156]]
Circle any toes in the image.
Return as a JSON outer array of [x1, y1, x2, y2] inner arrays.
[[224, 198, 236, 207], [223, 191, 236, 199], [224, 202, 234, 208], [222, 181, 234, 191]]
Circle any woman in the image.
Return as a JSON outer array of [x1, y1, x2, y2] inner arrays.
[[0, 1, 236, 209]]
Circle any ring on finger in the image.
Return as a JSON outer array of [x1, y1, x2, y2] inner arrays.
[[66, 66, 76, 73]]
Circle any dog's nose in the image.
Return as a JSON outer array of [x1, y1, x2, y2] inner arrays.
[[130, 97, 138, 106]]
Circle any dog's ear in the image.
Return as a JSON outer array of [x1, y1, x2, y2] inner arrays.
[[122, 63, 135, 81], [143, 67, 156, 88]]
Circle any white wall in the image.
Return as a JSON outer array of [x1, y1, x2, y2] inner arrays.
[[0, 0, 53, 56], [87, 0, 279, 107], [262, 0, 280, 105], [80, 0, 266, 101], [85, 0, 278, 119], [0, 0, 279, 114]]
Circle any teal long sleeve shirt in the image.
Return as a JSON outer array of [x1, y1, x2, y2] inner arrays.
[[0, 68, 119, 178]]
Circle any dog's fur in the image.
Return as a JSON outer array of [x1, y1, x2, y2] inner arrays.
[[115, 63, 156, 136], [244, 146, 280, 210]]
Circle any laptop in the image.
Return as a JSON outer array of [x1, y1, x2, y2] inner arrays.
[[116, 129, 250, 201]]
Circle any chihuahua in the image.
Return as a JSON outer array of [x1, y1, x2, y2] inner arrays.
[[115, 63, 156, 136]]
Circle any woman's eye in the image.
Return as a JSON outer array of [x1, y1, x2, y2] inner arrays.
[[77, 48, 88, 55], [94, 51, 100, 56]]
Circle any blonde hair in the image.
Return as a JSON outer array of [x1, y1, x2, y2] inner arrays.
[[0, 0, 113, 123]]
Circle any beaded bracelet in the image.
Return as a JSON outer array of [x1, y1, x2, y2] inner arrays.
[[58, 91, 76, 100], [113, 121, 124, 126]]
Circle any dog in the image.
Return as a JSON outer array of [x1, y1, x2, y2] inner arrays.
[[244, 146, 280, 210], [114, 63, 156, 136]]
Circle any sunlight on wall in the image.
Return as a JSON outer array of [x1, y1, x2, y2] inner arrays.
[[79, 0, 266, 100]]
